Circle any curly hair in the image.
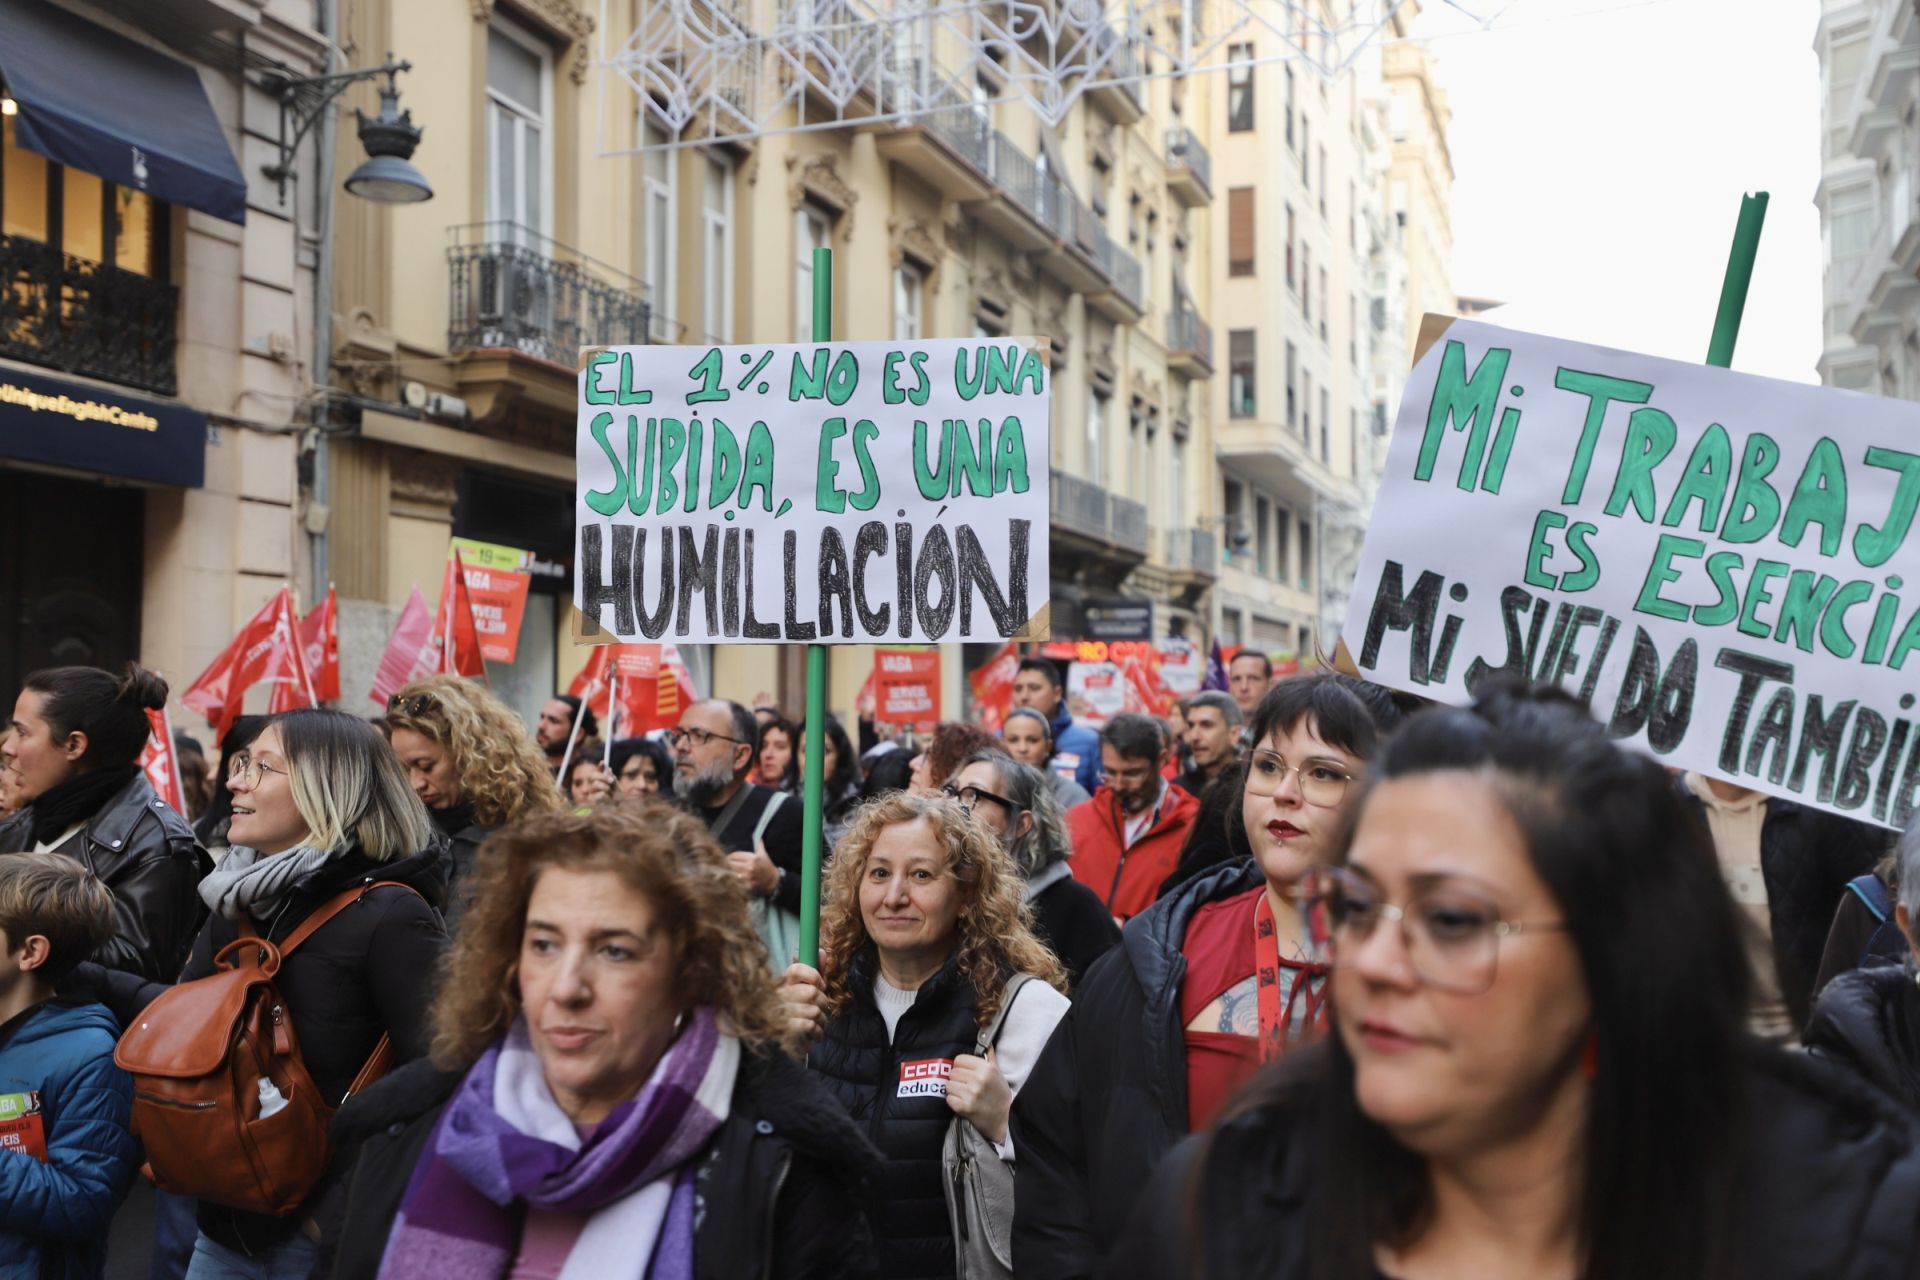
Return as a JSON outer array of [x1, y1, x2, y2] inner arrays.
[[386, 676, 563, 828], [922, 722, 1003, 791], [817, 792, 1066, 1029], [430, 802, 792, 1067]]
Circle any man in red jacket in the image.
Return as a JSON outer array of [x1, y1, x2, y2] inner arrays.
[[1067, 714, 1199, 921]]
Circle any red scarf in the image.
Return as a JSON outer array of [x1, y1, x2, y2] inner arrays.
[[1253, 891, 1330, 1063]]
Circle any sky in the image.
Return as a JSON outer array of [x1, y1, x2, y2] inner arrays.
[[1416, 0, 1824, 382]]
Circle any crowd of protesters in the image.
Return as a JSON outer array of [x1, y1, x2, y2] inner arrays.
[[0, 652, 1915, 1278]]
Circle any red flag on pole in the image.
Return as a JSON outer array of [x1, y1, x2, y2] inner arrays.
[[271, 585, 340, 712], [181, 587, 313, 737], [137, 706, 187, 815], [369, 587, 437, 707], [569, 643, 686, 737], [433, 552, 487, 680]]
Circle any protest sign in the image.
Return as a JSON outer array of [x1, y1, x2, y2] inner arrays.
[[875, 648, 941, 734], [1158, 637, 1202, 698], [574, 339, 1051, 645], [449, 538, 533, 663], [1341, 317, 1920, 829]]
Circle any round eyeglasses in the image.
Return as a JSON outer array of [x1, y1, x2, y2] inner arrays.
[[1245, 749, 1354, 807]]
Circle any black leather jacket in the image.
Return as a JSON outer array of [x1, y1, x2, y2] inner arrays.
[[0, 772, 209, 980]]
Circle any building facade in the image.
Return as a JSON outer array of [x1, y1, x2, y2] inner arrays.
[[0, 0, 324, 743], [1816, 0, 1918, 400], [324, 0, 1229, 724], [1205, 6, 1446, 662]]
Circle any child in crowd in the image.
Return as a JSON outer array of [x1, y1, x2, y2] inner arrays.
[[0, 854, 135, 1279]]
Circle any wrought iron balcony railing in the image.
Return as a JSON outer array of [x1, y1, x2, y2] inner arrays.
[[987, 131, 1048, 226], [1051, 470, 1109, 543], [1165, 126, 1212, 197], [1168, 305, 1213, 367], [0, 233, 178, 396], [448, 223, 651, 365], [1110, 493, 1148, 553], [1164, 526, 1219, 574], [1093, 222, 1144, 304]]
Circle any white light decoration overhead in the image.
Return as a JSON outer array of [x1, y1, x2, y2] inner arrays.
[[603, 0, 1511, 151]]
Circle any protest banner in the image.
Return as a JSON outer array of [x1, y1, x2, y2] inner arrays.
[[573, 338, 1051, 645], [1158, 636, 1202, 698], [1340, 314, 1920, 829], [449, 538, 534, 663], [875, 648, 941, 734]]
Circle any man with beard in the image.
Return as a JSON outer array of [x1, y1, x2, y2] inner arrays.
[[1065, 714, 1200, 922], [534, 695, 595, 776], [670, 699, 811, 919]]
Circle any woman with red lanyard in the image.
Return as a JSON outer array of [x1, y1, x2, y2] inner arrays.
[[1008, 674, 1407, 1280]]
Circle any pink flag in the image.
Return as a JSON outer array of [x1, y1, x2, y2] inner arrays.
[[369, 587, 436, 706]]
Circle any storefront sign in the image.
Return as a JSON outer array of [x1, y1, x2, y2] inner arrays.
[[449, 538, 533, 664], [0, 367, 204, 487], [875, 648, 941, 734], [1342, 318, 1920, 828], [574, 339, 1051, 644], [1084, 597, 1154, 640]]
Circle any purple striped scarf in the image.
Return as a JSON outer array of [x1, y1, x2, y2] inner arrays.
[[376, 1007, 737, 1280]]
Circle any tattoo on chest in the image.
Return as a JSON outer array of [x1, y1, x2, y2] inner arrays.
[[1217, 976, 1260, 1036]]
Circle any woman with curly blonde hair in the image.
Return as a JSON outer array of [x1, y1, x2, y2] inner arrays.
[[778, 792, 1069, 1280], [385, 675, 563, 922], [313, 804, 882, 1280]]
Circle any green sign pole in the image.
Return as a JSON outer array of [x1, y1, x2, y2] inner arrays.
[[798, 246, 832, 968], [1706, 192, 1769, 369]]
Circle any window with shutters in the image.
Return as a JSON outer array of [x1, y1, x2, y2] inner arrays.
[[1320, 389, 1330, 460], [1285, 65, 1295, 148], [1301, 244, 1311, 317], [1227, 44, 1254, 132], [1285, 204, 1295, 286], [1228, 187, 1255, 276], [1285, 341, 1297, 427], [1229, 330, 1256, 417]]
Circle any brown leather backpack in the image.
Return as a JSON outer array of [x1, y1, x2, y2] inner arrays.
[[113, 881, 419, 1216]]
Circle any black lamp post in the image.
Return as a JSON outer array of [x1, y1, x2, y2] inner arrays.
[[262, 54, 431, 205]]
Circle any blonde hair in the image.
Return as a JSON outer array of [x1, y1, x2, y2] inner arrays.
[[387, 676, 564, 828], [430, 803, 792, 1066], [819, 792, 1067, 1028], [275, 710, 434, 860]]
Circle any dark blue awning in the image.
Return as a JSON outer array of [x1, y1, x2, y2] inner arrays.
[[0, 0, 247, 225]]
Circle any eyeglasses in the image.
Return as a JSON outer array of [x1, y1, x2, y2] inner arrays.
[[942, 783, 1021, 816], [1245, 749, 1354, 807], [387, 693, 433, 717], [667, 727, 744, 750], [1301, 866, 1568, 995], [227, 754, 288, 788]]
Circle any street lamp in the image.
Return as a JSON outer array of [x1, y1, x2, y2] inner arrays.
[[261, 54, 431, 205]]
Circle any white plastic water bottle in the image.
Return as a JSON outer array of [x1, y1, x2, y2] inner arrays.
[[256, 1077, 288, 1119]]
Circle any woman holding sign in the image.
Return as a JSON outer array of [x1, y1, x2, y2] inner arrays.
[[778, 793, 1068, 1280], [385, 677, 564, 925], [1111, 683, 1920, 1280]]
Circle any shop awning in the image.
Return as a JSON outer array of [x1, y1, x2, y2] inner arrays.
[[0, 0, 247, 225]]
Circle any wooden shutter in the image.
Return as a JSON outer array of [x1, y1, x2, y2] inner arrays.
[[1228, 187, 1255, 276]]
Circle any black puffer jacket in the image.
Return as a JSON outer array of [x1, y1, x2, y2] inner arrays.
[[1806, 963, 1920, 1113], [74, 840, 450, 1256], [1011, 860, 1261, 1280], [1108, 1045, 1920, 1280], [427, 802, 492, 929], [809, 950, 986, 1280], [314, 1049, 882, 1280], [1677, 789, 1887, 1028], [0, 771, 210, 980]]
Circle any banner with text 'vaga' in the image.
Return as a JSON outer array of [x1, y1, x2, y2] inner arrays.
[[1341, 317, 1920, 829], [575, 338, 1051, 646]]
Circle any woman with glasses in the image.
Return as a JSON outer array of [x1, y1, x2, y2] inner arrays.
[[0, 663, 209, 980], [71, 709, 451, 1280], [1000, 707, 1091, 811], [777, 792, 1069, 1280], [948, 750, 1118, 984], [385, 677, 564, 924], [1115, 682, 1920, 1280], [1011, 674, 1403, 1280]]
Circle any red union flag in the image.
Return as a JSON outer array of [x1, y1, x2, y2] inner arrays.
[[369, 587, 436, 706], [181, 587, 313, 737], [271, 586, 339, 712], [433, 553, 487, 680], [966, 642, 1019, 733], [137, 707, 186, 814], [571, 642, 693, 738]]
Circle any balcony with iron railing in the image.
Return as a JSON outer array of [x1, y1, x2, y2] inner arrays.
[[870, 63, 997, 200], [1084, 27, 1145, 123], [1050, 470, 1149, 561], [448, 223, 651, 366], [1162, 526, 1220, 581], [1088, 222, 1145, 322], [970, 130, 1055, 251], [1167, 305, 1214, 377], [0, 233, 177, 395], [1165, 126, 1212, 206]]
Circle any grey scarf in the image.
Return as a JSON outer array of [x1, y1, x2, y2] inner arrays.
[[197, 843, 342, 922]]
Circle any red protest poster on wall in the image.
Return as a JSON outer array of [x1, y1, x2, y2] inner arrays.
[[449, 539, 534, 664], [875, 649, 941, 734]]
